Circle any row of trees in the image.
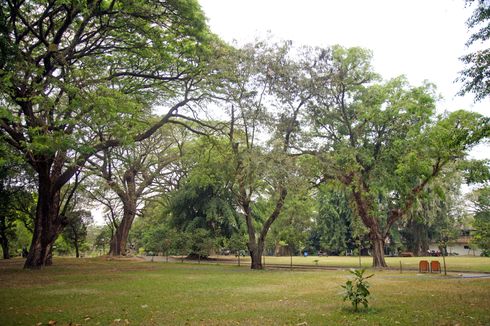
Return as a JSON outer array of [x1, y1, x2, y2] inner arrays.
[[0, 0, 489, 270], [4, 169, 479, 262]]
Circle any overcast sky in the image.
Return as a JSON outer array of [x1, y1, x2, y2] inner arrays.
[[198, 0, 489, 159]]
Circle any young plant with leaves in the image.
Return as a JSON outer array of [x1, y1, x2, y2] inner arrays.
[[341, 269, 374, 312]]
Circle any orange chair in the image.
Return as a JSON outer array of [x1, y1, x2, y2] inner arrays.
[[419, 260, 430, 273], [430, 260, 441, 273]]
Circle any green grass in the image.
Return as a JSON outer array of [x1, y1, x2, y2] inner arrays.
[[212, 255, 490, 273], [1, 257, 490, 325]]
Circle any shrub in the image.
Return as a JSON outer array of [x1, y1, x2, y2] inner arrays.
[[341, 269, 374, 312]]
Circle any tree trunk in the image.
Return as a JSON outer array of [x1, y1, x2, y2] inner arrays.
[[24, 176, 64, 269], [249, 242, 264, 270], [74, 238, 80, 258], [109, 200, 136, 256], [1, 238, 9, 259], [370, 230, 388, 268], [0, 217, 10, 259], [351, 188, 388, 268]]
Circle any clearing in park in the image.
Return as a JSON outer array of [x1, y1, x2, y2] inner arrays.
[[0, 256, 489, 325]]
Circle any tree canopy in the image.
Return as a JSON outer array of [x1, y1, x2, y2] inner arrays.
[[459, 0, 490, 100], [1, 3, 488, 270]]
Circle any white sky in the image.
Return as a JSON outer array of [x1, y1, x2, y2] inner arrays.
[[199, 0, 489, 159]]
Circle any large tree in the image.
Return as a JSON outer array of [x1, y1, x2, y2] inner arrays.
[[0, 0, 212, 268], [306, 46, 490, 267], [89, 125, 185, 256], [212, 41, 309, 269]]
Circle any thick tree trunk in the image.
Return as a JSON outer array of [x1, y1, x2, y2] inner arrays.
[[24, 176, 64, 269], [0, 217, 10, 259], [248, 241, 264, 270], [109, 201, 136, 256], [1, 238, 9, 259], [244, 188, 287, 270], [370, 229, 388, 268], [351, 188, 388, 268]]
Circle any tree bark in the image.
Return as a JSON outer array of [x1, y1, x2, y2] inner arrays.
[[351, 187, 389, 268], [1, 237, 9, 259], [248, 241, 264, 270], [109, 200, 137, 256], [74, 230, 80, 258], [0, 217, 10, 259], [245, 211, 264, 270], [24, 172, 64, 269], [370, 228, 388, 268]]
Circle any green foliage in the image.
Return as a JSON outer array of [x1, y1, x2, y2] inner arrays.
[[225, 233, 248, 254], [341, 269, 374, 312], [173, 231, 193, 259], [168, 137, 240, 238], [53, 235, 73, 256], [472, 186, 490, 252], [400, 174, 465, 255], [10, 221, 32, 255], [0, 142, 36, 258], [459, 160, 490, 184], [191, 228, 217, 259], [130, 202, 170, 253], [93, 225, 113, 253], [142, 225, 176, 255], [1, 0, 215, 267], [269, 182, 315, 255], [459, 0, 490, 100], [315, 185, 354, 255], [304, 43, 489, 267], [62, 209, 93, 257]]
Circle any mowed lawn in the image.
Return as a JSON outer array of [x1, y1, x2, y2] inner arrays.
[[211, 255, 490, 273], [1, 257, 489, 326]]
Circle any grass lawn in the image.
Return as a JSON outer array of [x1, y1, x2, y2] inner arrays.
[[211, 255, 490, 273], [1, 257, 490, 325]]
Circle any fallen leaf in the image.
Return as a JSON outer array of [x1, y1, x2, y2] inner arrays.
[[48, 321, 57, 325]]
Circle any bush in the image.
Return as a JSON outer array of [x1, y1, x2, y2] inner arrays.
[[341, 269, 374, 312]]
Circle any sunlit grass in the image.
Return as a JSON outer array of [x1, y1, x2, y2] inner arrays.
[[0, 257, 489, 325]]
